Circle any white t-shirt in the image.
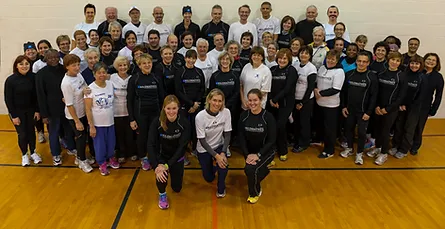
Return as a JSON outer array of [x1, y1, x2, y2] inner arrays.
[[177, 46, 197, 57], [265, 58, 277, 68], [73, 21, 99, 43], [228, 21, 258, 46], [316, 66, 345, 108], [84, 81, 114, 127], [61, 73, 87, 120], [32, 59, 64, 73], [195, 108, 232, 153], [295, 62, 317, 100], [144, 22, 173, 46], [323, 23, 351, 42], [292, 56, 300, 66], [253, 16, 281, 46], [118, 46, 133, 62], [240, 63, 272, 110], [122, 22, 147, 44], [69, 47, 88, 72], [195, 55, 217, 89], [110, 73, 131, 117], [207, 48, 223, 65]]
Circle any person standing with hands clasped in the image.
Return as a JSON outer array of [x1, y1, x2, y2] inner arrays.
[[85, 63, 119, 175], [340, 52, 378, 165], [195, 89, 231, 198], [148, 95, 191, 209], [239, 89, 276, 204], [367, 52, 407, 165]]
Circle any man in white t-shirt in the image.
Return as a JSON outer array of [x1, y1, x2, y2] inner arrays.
[[253, 2, 280, 46], [323, 5, 350, 42], [207, 33, 225, 64], [122, 6, 146, 44], [195, 38, 216, 89], [144, 6, 173, 46], [72, 3, 99, 47], [228, 5, 258, 45]]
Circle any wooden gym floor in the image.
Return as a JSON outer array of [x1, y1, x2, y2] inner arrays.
[[0, 116, 444, 229]]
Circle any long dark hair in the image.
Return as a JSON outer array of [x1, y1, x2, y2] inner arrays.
[[13, 55, 31, 75]]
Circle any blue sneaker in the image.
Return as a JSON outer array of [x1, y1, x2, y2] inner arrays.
[[158, 193, 169, 209], [364, 138, 375, 149]]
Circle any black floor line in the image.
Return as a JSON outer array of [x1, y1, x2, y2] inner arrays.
[[1, 163, 445, 171], [111, 168, 140, 229]]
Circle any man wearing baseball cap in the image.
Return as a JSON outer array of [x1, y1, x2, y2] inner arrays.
[[122, 6, 147, 44], [174, 6, 200, 48]]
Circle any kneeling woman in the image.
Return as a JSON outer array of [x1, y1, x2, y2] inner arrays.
[[195, 89, 231, 197], [148, 95, 191, 209], [239, 89, 276, 204]]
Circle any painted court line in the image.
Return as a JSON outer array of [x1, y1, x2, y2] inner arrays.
[[111, 168, 140, 229]]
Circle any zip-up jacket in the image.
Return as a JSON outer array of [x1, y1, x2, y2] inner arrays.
[[376, 69, 407, 113], [341, 69, 378, 115], [269, 65, 298, 107], [127, 71, 164, 121], [277, 32, 296, 50], [35, 64, 66, 118], [402, 70, 423, 107], [174, 66, 205, 108], [421, 70, 444, 116], [200, 20, 230, 50], [369, 60, 388, 75], [154, 62, 178, 95], [4, 72, 39, 118]]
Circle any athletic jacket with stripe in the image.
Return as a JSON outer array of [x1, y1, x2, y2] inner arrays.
[[341, 69, 378, 115], [376, 69, 408, 113]]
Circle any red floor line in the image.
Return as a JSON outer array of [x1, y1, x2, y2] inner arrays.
[[212, 188, 218, 229]]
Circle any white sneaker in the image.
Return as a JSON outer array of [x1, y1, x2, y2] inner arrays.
[[78, 160, 93, 173], [340, 148, 353, 158], [375, 153, 388, 166], [86, 157, 95, 165], [30, 151, 42, 164], [38, 132, 46, 143], [226, 147, 232, 158], [22, 154, 30, 166], [216, 190, 226, 198], [74, 157, 79, 165], [388, 148, 397, 156], [53, 155, 62, 166], [367, 148, 381, 158], [67, 149, 77, 156], [355, 153, 364, 165]]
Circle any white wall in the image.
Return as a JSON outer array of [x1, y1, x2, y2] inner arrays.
[[1, 0, 445, 117]]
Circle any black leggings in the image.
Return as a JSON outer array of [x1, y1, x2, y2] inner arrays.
[[344, 112, 369, 153], [156, 160, 185, 193], [69, 117, 88, 161], [293, 99, 314, 148], [267, 101, 294, 156], [115, 116, 137, 158], [244, 152, 275, 197], [11, 111, 36, 155], [314, 106, 339, 155], [412, 109, 429, 152], [375, 111, 399, 154], [35, 118, 45, 133], [136, 113, 158, 159]]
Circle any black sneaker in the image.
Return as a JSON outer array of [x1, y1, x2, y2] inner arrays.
[[410, 150, 418, 156], [292, 146, 307, 153], [318, 152, 333, 159]]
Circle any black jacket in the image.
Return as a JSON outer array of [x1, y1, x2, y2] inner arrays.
[[200, 20, 230, 50], [4, 72, 39, 118], [35, 64, 66, 118], [341, 69, 378, 115], [269, 65, 298, 107]]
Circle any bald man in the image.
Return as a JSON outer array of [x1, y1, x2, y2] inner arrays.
[[295, 5, 322, 44], [167, 34, 185, 68], [144, 6, 173, 46], [97, 7, 127, 37]]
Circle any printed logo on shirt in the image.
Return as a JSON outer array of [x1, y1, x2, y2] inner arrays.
[[138, 85, 158, 89], [165, 75, 174, 79], [232, 67, 241, 72], [205, 121, 225, 130], [239, 56, 249, 61], [160, 133, 182, 139], [272, 75, 286, 80], [408, 82, 418, 88], [297, 78, 307, 85], [216, 81, 235, 86], [95, 94, 113, 109], [379, 78, 396, 85], [245, 126, 264, 133], [183, 78, 201, 84], [277, 40, 289, 46], [348, 80, 367, 88]]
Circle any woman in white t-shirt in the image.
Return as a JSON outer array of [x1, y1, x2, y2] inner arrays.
[[60, 54, 94, 173], [313, 50, 345, 159], [177, 32, 196, 57], [195, 89, 231, 198], [240, 46, 272, 110], [85, 62, 119, 176], [69, 30, 89, 72], [292, 46, 317, 154], [118, 31, 137, 63], [264, 43, 278, 68], [110, 56, 137, 163]]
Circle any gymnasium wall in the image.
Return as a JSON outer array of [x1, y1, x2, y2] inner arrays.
[[1, 0, 445, 117]]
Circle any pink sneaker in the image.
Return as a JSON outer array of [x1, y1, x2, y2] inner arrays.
[[108, 157, 120, 169], [99, 162, 109, 176], [158, 193, 169, 209], [141, 158, 151, 171]]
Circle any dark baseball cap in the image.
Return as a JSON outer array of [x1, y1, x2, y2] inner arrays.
[[182, 6, 192, 15], [23, 42, 36, 52]]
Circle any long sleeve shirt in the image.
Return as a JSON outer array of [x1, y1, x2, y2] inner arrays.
[[208, 70, 240, 109], [147, 115, 191, 168], [174, 66, 205, 108], [4, 72, 39, 118], [341, 70, 378, 115], [269, 65, 298, 107], [127, 72, 164, 121], [421, 70, 444, 116], [238, 109, 276, 158], [35, 64, 66, 118], [376, 69, 407, 113]]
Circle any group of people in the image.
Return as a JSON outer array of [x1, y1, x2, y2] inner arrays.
[[4, 2, 444, 209]]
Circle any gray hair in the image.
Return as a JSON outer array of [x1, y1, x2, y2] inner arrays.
[[84, 48, 100, 59], [217, 51, 234, 67], [93, 62, 108, 74], [108, 21, 122, 32], [105, 7, 117, 13], [307, 5, 317, 11], [196, 38, 209, 47], [224, 40, 240, 53], [313, 26, 325, 36]]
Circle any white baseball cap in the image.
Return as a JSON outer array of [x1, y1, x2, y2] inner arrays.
[[129, 6, 140, 13]]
